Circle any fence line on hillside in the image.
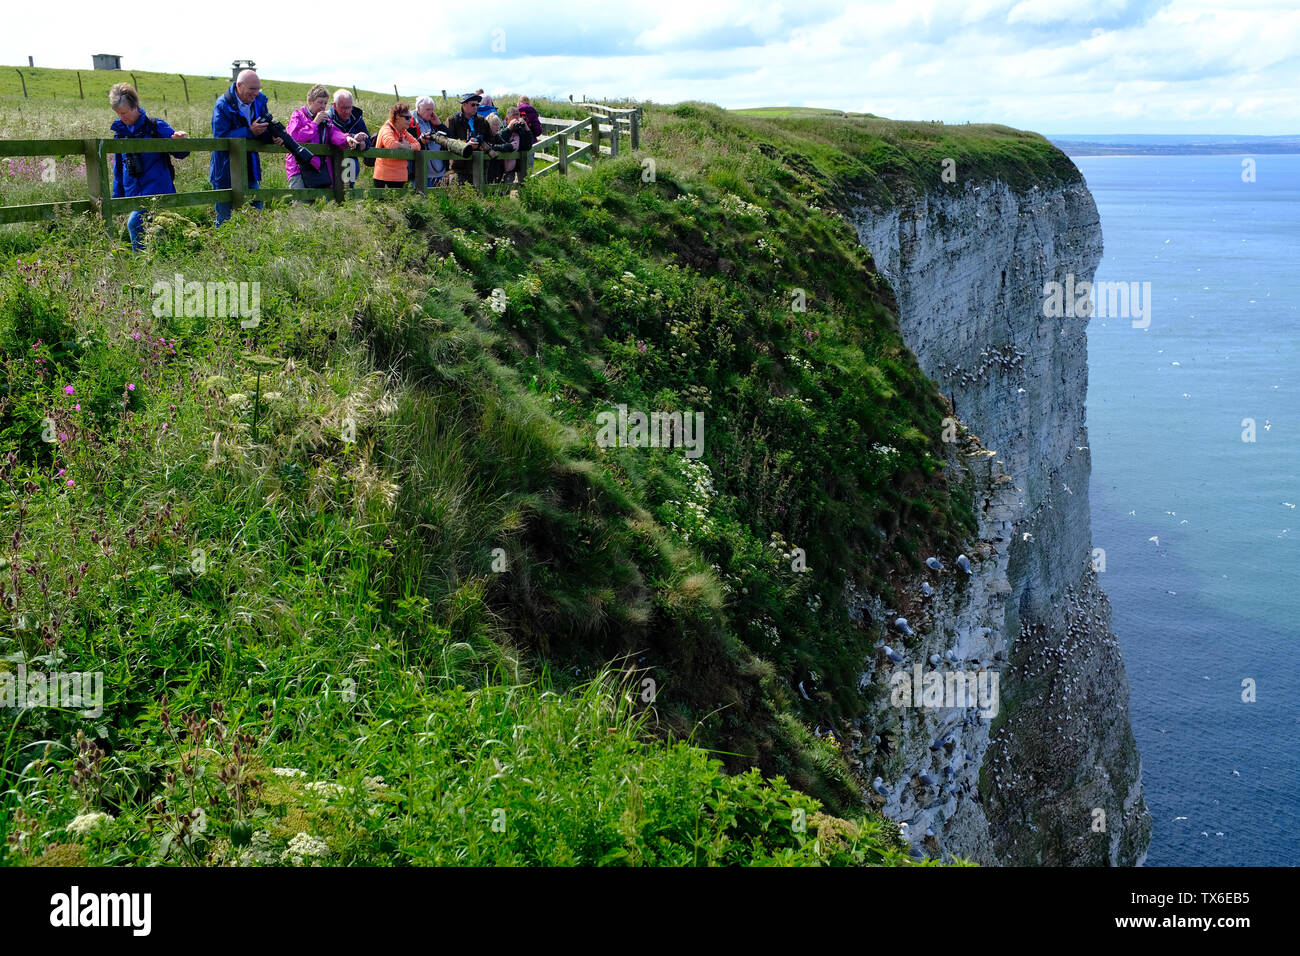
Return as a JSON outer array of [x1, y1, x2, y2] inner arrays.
[[0, 105, 641, 227]]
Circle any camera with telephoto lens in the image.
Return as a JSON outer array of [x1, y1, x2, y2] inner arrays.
[[253, 111, 319, 168]]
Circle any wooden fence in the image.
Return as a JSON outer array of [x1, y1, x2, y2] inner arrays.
[[0, 106, 642, 227]]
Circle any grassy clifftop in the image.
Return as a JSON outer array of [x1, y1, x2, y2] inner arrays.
[[0, 91, 1073, 866]]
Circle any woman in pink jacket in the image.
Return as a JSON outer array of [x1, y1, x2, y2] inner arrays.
[[286, 84, 362, 189]]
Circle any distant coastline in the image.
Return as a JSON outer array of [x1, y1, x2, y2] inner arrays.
[[1050, 133, 1300, 157]]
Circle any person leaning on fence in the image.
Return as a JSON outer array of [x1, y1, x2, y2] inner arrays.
[[446, 92, 491, 183], [516, 96, 543, 139], [410, 97, 450, 187], [326, 90, 369, 187], [286, 85, 360, 191], [108, 83, 189, 252], [503, 106, 535, 182], [210, 70, 282, 225], [483, 113, 511, 184], [372, 103, 422, 188]]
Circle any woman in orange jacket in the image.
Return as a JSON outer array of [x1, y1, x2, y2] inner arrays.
[[373, 103, 422, 187]]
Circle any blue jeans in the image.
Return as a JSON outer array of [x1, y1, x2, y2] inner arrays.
[[214, 180, 261, 225], [127, 210, 146, 251]]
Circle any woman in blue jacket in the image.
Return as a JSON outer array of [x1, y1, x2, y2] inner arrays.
[[109, 83, 189, 251]]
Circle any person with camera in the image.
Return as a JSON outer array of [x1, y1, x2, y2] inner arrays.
[[108, 83, 189, 252], [502, 106, 535, 183], [372, 103, 422, 188], [209, 69, 281, 225], [411, 97, 450, 187], [326, 90, 369, 188], [446, 93, 492, 184], [286, 85, 362, 191], [482, 112, 513, 184]]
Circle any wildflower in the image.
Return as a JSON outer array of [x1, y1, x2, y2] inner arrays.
[[271, 767, 307, 777], [56, 469, 66, 478], [67, 811, 113, 835], [64, 385, 74, 395], [281, 832, 331, 865], [126, 383, 135, 391], [74, 404, 80, 411], [66, 480, 74, 488]]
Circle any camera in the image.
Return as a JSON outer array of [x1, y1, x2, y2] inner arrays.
[[253, 111, 319, 168]]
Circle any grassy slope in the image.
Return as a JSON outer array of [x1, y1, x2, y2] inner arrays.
[[0, 85, 1072, 866]]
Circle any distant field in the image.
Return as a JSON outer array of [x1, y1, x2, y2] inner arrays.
[[1, 64, 393, 106], [734, 107, 877, 118]]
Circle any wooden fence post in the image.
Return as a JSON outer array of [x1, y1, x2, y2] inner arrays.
[[558, 133, 568, 176], [331, 147, 346, 203], [179, 75, 189, 103], [590, 116, 600, 162], [412, 148, 426, 194], [77, 72, 84, 100], [608, 111, 619, 158], [130, 72, 138, 91], [472, 150, 484, 190], [15, 69, 26, 98], [230, 139, 247, 211], [630, 110, 640, 149], [83, 139, 107, 226]]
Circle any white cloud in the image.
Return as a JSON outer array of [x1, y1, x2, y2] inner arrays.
[[1, 0, 1295, 133]]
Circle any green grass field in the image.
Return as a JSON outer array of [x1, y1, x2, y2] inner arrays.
[[0, 78, 1075, 867]]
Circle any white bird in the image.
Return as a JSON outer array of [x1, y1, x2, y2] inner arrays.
[[1172, 816, 1188, 822], [894, 617, 914, 637], [929, 654, 942, 667], [1022, 532, 1033, 542], [955, 554, 972, 575], [871, 777, 889, 797], [921, 581, 933, 597], [798, 681, 811, 701], [884, 645, 905, 664], [1231, 770, 1240, 776], [1148, 536, 1159, 545], [925, 557, 944, 571]]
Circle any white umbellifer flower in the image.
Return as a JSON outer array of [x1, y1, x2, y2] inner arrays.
[[67, 811, 114, 835], [272, 767, 307, 777], [363, 776, 388, 791], [305, 781, 347, 798], [281, 832, 331, 865]]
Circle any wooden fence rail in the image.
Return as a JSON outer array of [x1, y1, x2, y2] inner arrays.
[[0, 107, 642, 227]]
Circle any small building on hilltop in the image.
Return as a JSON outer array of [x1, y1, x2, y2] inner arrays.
[[92, 53, 122, 71]]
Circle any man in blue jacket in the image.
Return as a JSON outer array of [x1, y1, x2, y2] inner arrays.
[[210, 70, 281, 225], [109, 82, 189, 251]]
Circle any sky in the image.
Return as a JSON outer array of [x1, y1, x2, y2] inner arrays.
[[4, 0, 1297, 135]]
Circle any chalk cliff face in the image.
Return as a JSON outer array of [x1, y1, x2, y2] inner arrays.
[[845, 177, 1151, 865]]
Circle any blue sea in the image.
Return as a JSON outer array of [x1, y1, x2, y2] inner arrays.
[[1074, 153, 1300, 866]]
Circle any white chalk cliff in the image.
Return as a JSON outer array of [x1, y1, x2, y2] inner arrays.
[[845, 176, 1151, 865]]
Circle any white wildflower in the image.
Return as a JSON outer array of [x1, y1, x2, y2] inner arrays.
[[67, 811, 113, 835]]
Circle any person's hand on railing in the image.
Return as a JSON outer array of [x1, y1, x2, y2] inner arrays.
[[353, 132, 368, 146], [344, 135, 360, 149], [171, 130, 187, 139]]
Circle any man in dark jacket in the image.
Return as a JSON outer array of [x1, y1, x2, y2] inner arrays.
[[445, 92, 492, 183], [209, 70, 279, 224], [326, 89, 370, 187]]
